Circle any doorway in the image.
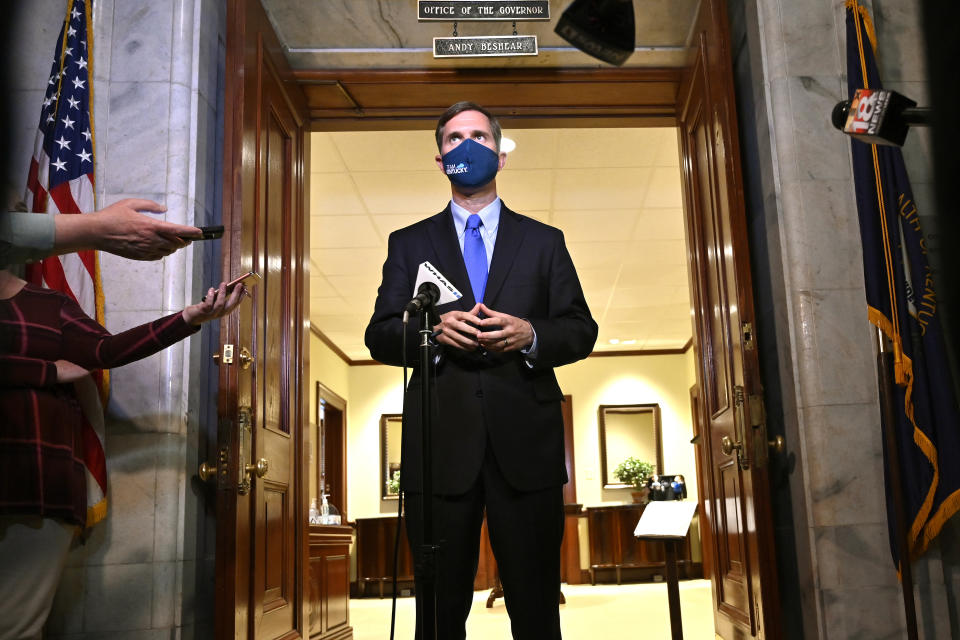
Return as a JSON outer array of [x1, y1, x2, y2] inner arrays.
[[217, 0, 781, 637], [308, 123, 708, 638]]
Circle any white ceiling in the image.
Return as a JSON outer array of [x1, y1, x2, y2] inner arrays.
[[309, 127, 692, 361]]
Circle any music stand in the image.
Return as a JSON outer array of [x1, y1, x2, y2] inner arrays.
[[633, 501, 698, 640]]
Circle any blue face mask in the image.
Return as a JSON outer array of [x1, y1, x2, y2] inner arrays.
[[441, 138, 500, 189]]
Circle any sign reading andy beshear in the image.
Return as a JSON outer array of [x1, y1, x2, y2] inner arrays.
[[418, 1, 550, 21], [434, 35, 538, 57]]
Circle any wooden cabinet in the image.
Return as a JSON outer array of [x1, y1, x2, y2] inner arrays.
[[353, 515, 502, 597], [586, 504, 701, 584], [308, 525, 353, 640], [354, 516, 416, 597]]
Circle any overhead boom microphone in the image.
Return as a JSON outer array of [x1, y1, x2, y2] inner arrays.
[[831, 88, 931, 147]]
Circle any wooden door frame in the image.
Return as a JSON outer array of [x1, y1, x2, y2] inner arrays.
[[218, 0, 310, 637], [217, 2, 779, 639], [316, 381, 348, 522]]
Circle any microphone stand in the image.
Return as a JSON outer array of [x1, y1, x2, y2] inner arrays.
[[417, 305, 439, 640]]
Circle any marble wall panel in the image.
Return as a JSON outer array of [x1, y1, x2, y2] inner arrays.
[[79, 433, 162, 567], [820, 585, 907, 639], [91, 0, 116, 83], [778, 0, 842, 79], [781, 180, 864, 292], [814, 523, 897, 589], [109, 2, 174, 83], [786, 76, 852, 183], [871, 0, 927, 82], [151, 561, 178, 628], [99, 250, 166, 312], [153, 434, 188, 563], [82, 562, 154, 632], [803, 403, 886, 528], [764, 76, 801, 184], [103, 81, 171, 195], [8, 0, 66, 91], [793, 287, 878, 408], [3, 90, 45, 193], [166, 83, 195, 201]]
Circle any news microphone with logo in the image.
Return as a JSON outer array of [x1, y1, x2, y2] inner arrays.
[[831, 88, 930, 147], [405, 282, 441, 314], [401, 261, 463, 324]]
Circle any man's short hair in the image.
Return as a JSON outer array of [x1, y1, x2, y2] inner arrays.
[[435, 101, 502, 152]]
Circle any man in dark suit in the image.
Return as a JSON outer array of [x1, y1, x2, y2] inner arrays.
[[365, 102, 597, 639]]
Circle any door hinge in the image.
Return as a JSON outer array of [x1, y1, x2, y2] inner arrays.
[[237, 406, 252, 495], [749, 393, 770, 469]]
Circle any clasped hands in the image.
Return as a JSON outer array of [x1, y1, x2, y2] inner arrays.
[[432, 303, 532, 353]]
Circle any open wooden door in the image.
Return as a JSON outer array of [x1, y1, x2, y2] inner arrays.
[[216, 0, 310, 637], [678, 0, 781, 637]]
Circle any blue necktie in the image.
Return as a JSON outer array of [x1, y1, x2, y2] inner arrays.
[[463, 213, 487, 304]]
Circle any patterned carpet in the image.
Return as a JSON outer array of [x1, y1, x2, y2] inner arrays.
[[350, 579, 716, 639]]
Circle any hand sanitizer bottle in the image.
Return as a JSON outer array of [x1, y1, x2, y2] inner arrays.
[[309, 499, 319, 524], [320, 494, 330, 523], [319, 493, 341, 525]]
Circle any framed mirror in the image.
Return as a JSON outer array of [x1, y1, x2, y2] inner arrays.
[[598, 403, 663, 489], [380, 414, 402, 499]]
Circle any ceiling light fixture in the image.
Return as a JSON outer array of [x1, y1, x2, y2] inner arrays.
[[608, 338, 620, 345], [500, 136, 516, 154]]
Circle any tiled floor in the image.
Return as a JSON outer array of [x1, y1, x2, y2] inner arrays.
[[350, 579, 716, 639]]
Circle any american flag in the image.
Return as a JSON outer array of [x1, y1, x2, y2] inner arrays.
[[24, 0, 108, 527]]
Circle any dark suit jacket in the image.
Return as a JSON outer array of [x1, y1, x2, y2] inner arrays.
[[365, 203, 597, 495]]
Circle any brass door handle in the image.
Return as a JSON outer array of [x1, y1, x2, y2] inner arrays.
[[239, 347, 253, 370], [720, 435, 743, 457], [198, 462, 217, 482], [769, 435, 785, 454], [246, 457, 269, 478]]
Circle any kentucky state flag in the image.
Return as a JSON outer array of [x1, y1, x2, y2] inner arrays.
[[845, 0, 960, 570]]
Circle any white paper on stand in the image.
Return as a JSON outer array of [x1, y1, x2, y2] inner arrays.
[[633, 501, 698, 539]]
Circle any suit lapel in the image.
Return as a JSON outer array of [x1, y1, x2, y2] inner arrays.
[[426, 205, 474, 310], [484, 204, 526, 308]]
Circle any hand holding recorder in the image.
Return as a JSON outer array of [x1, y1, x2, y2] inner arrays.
[[185, 271, 260, 326]]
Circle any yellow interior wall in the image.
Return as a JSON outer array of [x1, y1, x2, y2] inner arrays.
[[309, 331, 703, 572], [555, 352, 697, 507], [346, 364, 406, 518]]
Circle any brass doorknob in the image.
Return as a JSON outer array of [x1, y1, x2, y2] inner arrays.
[[198, 462, 217, 482], [239, 347, 253, 370], [768, 435, 785, 454], [720, 435, 742, 456], [246, 457, 269, 478]]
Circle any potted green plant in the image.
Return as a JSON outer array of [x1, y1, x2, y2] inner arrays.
[[386, 469, 401, 495], [612, 457, 655, 503]]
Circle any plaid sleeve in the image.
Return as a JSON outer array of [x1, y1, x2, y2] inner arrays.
[[0, 354, 58, 387], [58, 298, 200, 370]]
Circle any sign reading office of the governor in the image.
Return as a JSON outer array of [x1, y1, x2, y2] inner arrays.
[[418, 1, 550, 21], [420, 1, 548, 59]]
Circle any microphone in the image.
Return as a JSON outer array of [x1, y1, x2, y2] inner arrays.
[[831, 88, 930, 147], [401, 261, 463, 324], [405, 282, 441, 314]]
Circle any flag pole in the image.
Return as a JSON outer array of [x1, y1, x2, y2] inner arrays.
[[875, 326, 919, 640]]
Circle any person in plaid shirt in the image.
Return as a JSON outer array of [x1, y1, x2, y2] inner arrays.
[[0, 266, 246, 640]]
